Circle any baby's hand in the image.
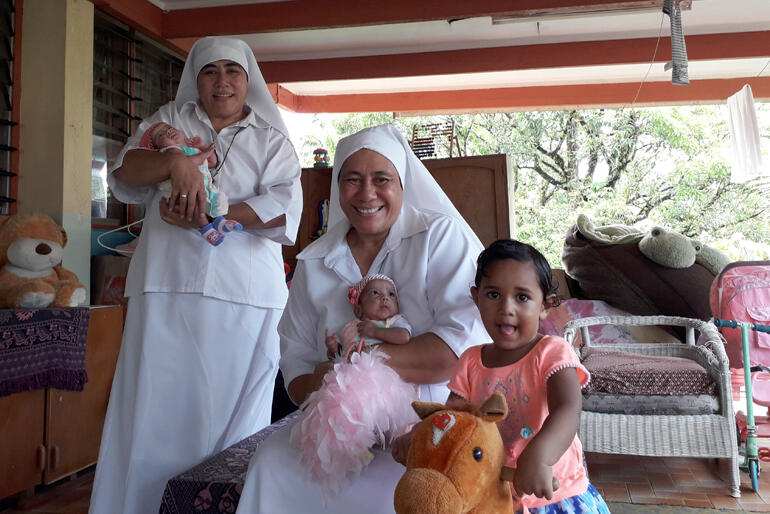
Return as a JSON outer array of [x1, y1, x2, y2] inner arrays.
[[357, 320, 378, 338], [324, 329, 341, 359], [185, 135, 203, 148], [339, 321, 360, 348]]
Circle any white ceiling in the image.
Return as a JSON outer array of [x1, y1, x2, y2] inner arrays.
[[283, 58, 770, 96], [148, 0, 770, 99], [233, 1, 770, 62]]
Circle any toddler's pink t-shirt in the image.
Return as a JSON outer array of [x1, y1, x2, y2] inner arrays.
[[449, 335, 590, 511]]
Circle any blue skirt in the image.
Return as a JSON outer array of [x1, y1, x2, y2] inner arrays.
[[515, 484, 610, 514]]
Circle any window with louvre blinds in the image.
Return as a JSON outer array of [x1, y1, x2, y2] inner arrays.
[[92, 11, 184, 225], [0, 0, 16, 215]]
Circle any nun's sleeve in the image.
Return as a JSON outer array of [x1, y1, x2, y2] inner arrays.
[[106, 103, 175, 205], [242, 127, 303, 245], [278, 259, 323, 391], [423, 216, 488, 356]]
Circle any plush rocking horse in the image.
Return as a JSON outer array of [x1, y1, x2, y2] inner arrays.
[[393, 392, 513, 514]]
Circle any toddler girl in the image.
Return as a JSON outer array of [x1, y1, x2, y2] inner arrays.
[[449, 239, 609, 513], [325, 274, 411, 360], [139, 122, 242, 246]]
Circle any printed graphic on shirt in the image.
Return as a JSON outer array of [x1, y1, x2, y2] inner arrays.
[[484, 371, 534, 453]]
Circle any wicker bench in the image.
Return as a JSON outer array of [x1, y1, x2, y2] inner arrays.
[[564, 315, 740, 498]]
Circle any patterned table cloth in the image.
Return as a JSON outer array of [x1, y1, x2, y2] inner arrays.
[[0, 307, 90, 397], [159, 411, 300, 514]]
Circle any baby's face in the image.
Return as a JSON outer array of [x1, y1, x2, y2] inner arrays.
[[151, 124, 185, 148], [357, 279, 399, 321]]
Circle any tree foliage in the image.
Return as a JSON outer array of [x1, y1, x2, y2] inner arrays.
[[302, 106, 769, 264]]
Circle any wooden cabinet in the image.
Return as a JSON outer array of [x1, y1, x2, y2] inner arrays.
[[421, 154, 511, 248], [283, 166, 332, 270], [0, 389, 46, 500], [282, 155, 511, 268], [0, 305, 123, 499]]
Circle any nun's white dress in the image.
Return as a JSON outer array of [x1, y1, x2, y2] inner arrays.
[[235, 124, 488, 513], [89, 37, 302, 514]]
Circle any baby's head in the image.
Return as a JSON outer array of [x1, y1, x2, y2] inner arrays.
[[138, 122, 185, 150], [348, 274, 399, 321], [150, 122, 185, 148]]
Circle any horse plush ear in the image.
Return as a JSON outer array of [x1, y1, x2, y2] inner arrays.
[[412, 401, 447, 420], [478, 392, 507, 422]]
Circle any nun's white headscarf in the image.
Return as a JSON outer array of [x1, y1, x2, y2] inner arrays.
[[328, 124, 481, 247], [175, 36, 288, 137]]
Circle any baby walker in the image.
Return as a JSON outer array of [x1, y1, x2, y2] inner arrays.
[[713, 318, 770, 492]]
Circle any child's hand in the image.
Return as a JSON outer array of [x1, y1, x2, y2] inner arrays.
[[513, 450, 557, 500], [324, 329, 341, 359]]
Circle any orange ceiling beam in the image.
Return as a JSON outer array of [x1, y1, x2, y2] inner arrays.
[[162, 0, 663, 38], [272, 77, 770, 113], [259, 31, 770, 83]]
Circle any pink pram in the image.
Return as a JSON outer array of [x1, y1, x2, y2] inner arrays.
[[710, 261, 770, 441]]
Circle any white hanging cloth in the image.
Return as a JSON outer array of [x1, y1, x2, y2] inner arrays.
[[726, 84, 764, 183]]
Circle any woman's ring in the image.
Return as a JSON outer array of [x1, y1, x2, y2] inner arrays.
[[180, 194, 188, 199]]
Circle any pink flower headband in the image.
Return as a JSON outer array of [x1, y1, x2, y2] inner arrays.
[[347, 274, 398, 306]]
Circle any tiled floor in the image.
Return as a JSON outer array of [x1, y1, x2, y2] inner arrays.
[[586, 452, 770, 511], [2, 453, 770, 513]]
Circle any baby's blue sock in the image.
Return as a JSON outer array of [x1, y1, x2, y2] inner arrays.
[[212, 216, 243, 233], [199, 223, 225, 246]]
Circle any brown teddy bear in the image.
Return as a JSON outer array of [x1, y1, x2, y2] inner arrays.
[[0, 213, 87, 308]]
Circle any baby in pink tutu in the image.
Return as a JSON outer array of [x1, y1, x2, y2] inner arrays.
[[293, 274, 418, 498], [325, 274, 412, 360]]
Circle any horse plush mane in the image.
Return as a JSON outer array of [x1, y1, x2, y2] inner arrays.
[[394, 393, 512, 514]]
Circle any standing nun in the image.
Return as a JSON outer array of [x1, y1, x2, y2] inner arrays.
[[89, 37, 302, 514]]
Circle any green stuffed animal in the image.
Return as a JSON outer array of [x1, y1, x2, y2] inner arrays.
[[692, 241, 732, 276], [638, 226, 731, 274], [576, 214, 731, 275], [638, 226, 698, 268]]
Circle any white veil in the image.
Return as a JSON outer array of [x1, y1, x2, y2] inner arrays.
[[175, 36, 288, 137], [328, 124, 481, 248]]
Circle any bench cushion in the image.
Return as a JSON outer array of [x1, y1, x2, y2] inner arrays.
[[582, 392, 719, 415], [582, 348, 717, 396]]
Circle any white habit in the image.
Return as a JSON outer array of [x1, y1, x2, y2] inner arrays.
[[89, 37, 302, 514], [236, 124, 487, 513]]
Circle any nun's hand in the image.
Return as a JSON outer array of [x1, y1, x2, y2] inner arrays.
[[167, 145, 214, 222], [159, 196, 208, 229]]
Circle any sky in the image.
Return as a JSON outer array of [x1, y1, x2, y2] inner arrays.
[[279, 110, 336, 160]]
